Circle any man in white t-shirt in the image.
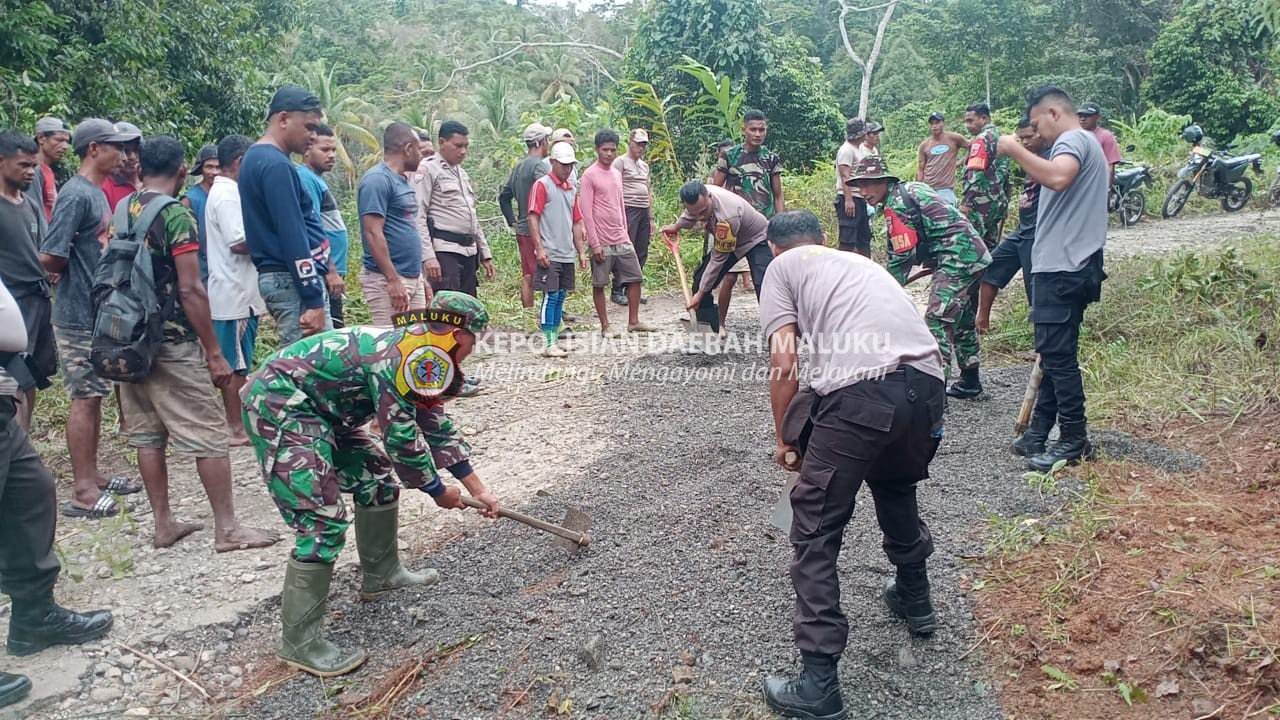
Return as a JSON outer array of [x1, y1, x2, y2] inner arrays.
[[205, 135, 265, 446], [834, 118, 872, 255]]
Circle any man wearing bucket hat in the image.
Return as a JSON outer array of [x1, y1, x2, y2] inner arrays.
[[834, 118, 872, 256], [241, 290, 502, 677], [182, 144, 220, 283], [847, 157, 991, 400]]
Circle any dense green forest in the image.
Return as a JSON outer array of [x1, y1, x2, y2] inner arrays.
[[4, 0, 1279, 190]]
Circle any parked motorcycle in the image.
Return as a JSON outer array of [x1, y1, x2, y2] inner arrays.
[[1162, 125, 1264, 218], [1268, 130, 1280, 207], [1109, 146, 1152, 226]]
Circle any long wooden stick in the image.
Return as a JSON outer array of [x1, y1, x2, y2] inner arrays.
[[115, 641, 211, 700], [460, 497, 590, 546], [1014, 356, 1043, 435]]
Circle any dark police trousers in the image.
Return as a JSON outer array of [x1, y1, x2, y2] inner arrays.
[[834, 194, 871, 257], [0, 397, 61, 604], [790, 367, 944, 656], [1029, 251, 1105, 427], [689, 242, 772, 333]]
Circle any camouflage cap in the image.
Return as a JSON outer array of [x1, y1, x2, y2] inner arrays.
[[429, 291, 489, 335], [845, 156, 899, 185]]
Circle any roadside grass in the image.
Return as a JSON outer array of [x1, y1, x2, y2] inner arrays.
[[973, 239, 1280, 718], [983, 237, 1280, 424]]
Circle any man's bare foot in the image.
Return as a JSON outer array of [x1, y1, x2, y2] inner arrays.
[[154, 521, 204, 549], [229, 432, 251, 447], [215, 526, 280, 553]]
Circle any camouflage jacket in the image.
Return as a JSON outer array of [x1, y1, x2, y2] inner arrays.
[[243, 326, 469, 488], [961, 123, 1011, 222], [882, 181, 992, 284]]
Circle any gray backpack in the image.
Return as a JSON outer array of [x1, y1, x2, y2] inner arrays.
[[90, 195, 179, 383]]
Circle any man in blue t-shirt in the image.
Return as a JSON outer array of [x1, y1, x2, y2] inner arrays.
[[238, 86, 337, 347], [181, 144, 219, 284], [357, 122, 424, 327], [997, 85, 1108, 472], [296, 124, 350, 327]]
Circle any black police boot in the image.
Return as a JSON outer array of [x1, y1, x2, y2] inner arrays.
[[946, 365, 983, 399], [762, 652, 845, 720], [7, 595, 113, 657], [883, 562, 939, 635], [1012, 415, 1054, 457], [1028, 420, 1094, 472], [0, 672, 31, 708]]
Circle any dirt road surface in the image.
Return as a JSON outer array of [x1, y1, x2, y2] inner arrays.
[[1, 206, 1239, 719]]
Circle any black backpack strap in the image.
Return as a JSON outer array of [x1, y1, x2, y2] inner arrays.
[[117, 194, 182, 322]]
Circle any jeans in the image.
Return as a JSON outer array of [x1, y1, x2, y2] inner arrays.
[[258, 272, 332, 347]]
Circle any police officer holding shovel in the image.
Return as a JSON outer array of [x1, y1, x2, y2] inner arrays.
[[757, 210, 947, 720]]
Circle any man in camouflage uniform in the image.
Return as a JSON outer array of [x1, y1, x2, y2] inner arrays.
[[847, 157, 992, 399], [241, 291, 501, 678], [960, 103, 1011, 246]]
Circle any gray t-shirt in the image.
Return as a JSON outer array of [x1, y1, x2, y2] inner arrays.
[[40, 175, 111, 329], [0, 193, 48, 297], [1033, 129, 1108, 274], [505, 154, 548, 236], [759, 245, 945, 396], [358, 162, 421, 278]]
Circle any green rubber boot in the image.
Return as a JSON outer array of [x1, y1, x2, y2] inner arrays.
[[355, 502, 440, 601], [278, 559, 367, 677]]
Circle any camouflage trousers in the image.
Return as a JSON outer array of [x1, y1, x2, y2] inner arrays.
[[242, 400, 399, 564], [966, 203, 1007, 247], [926, 269, 982, 376]]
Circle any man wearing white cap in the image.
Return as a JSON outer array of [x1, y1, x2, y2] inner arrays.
[[541, 129, 579, 185], [615, 128, 654, 307], [528, 141, 587, 357], [29, 117, 70, 222], [499, 123, 551, 308]]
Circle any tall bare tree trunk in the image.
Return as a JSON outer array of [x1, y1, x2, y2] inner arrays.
[[837, 0, 901, 119]]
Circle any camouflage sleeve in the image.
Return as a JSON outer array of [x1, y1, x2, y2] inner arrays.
[[883, 193, 916, 285], [377, 388, 439, 490], [416, 406, 471, 473]]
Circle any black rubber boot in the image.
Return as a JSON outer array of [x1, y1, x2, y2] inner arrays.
[[883, 562, 939, 636], [762, 652, 845, 720], [946, 365, 983, 399], [610, 287, 628, 306], [1028, 420, 1094, 472], [1012, 415, 1054, 457], [7, 596, 113, 657], [0, 672, 31, 708]]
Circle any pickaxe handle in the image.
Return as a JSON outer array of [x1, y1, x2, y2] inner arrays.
[[1014, 356, 1044, 435], [460, 496, 591, 546]]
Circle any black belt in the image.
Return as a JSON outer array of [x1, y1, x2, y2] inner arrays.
[[428, 220, 475, 246]]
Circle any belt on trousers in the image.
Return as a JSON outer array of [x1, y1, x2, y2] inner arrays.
[[428, 221, 475, 246]]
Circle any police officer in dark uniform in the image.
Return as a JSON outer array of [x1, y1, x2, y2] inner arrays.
[[0, 277, 114, 709], [757, 211, 947, 720]]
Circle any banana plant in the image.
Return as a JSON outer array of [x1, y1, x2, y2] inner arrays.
[[675, 55, 745, 141], [619, 80, 682, 177]]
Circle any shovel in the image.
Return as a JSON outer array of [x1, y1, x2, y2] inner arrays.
[[1014, 356, 1044, 436], [769, 470, 800, 534], [663, 231, 716, 344], [461, 496, 592, 555]]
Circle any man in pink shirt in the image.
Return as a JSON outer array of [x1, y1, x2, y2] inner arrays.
[[578, 130, 657, 337], [1077, 103, 1122, 185]]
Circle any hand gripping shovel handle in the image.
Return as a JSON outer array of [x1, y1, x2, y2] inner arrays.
[[460, 496, 591, 546]]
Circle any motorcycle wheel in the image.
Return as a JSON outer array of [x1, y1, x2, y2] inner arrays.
[[1107, 187, 1121, 213], [1121, 190, 1145, 226], [1162, 180, 1193, 219], [1268, 175, 1280, 208], [1221, 178, 1252, 212]]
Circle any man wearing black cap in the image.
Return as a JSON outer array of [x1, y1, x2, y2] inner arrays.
[[916, 112, 968, 205], [239, 85, 332, 347], [182, 144, 221, 284], [28, 117, 69, 222], [39, 118, 144, 519], [1077, 103, 1121, 186]]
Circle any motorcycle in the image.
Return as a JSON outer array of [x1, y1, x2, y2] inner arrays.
[[1162, 124, 1263, 218], [1268, 130, 1280, 207], [1108, 145, 1152, 226]]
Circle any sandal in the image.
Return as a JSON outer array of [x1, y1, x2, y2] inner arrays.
[[61, 495, 122, 520], [101, 476, 143, 495]]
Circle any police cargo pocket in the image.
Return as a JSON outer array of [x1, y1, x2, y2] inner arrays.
[[837, 398, 896, 433]]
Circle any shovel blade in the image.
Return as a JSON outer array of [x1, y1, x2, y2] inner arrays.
[[553, 507, 593, 555], [769, 473, 800, 534]]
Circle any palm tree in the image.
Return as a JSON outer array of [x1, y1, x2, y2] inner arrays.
[[521, 50, 584, 104], [274, 59, 381, 185], [472, 76, 515, 141]]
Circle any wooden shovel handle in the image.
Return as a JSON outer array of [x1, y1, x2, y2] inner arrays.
[[460, 496, 590, 545]]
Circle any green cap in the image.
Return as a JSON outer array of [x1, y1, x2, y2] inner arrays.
[[428, 291, 489, 335]]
